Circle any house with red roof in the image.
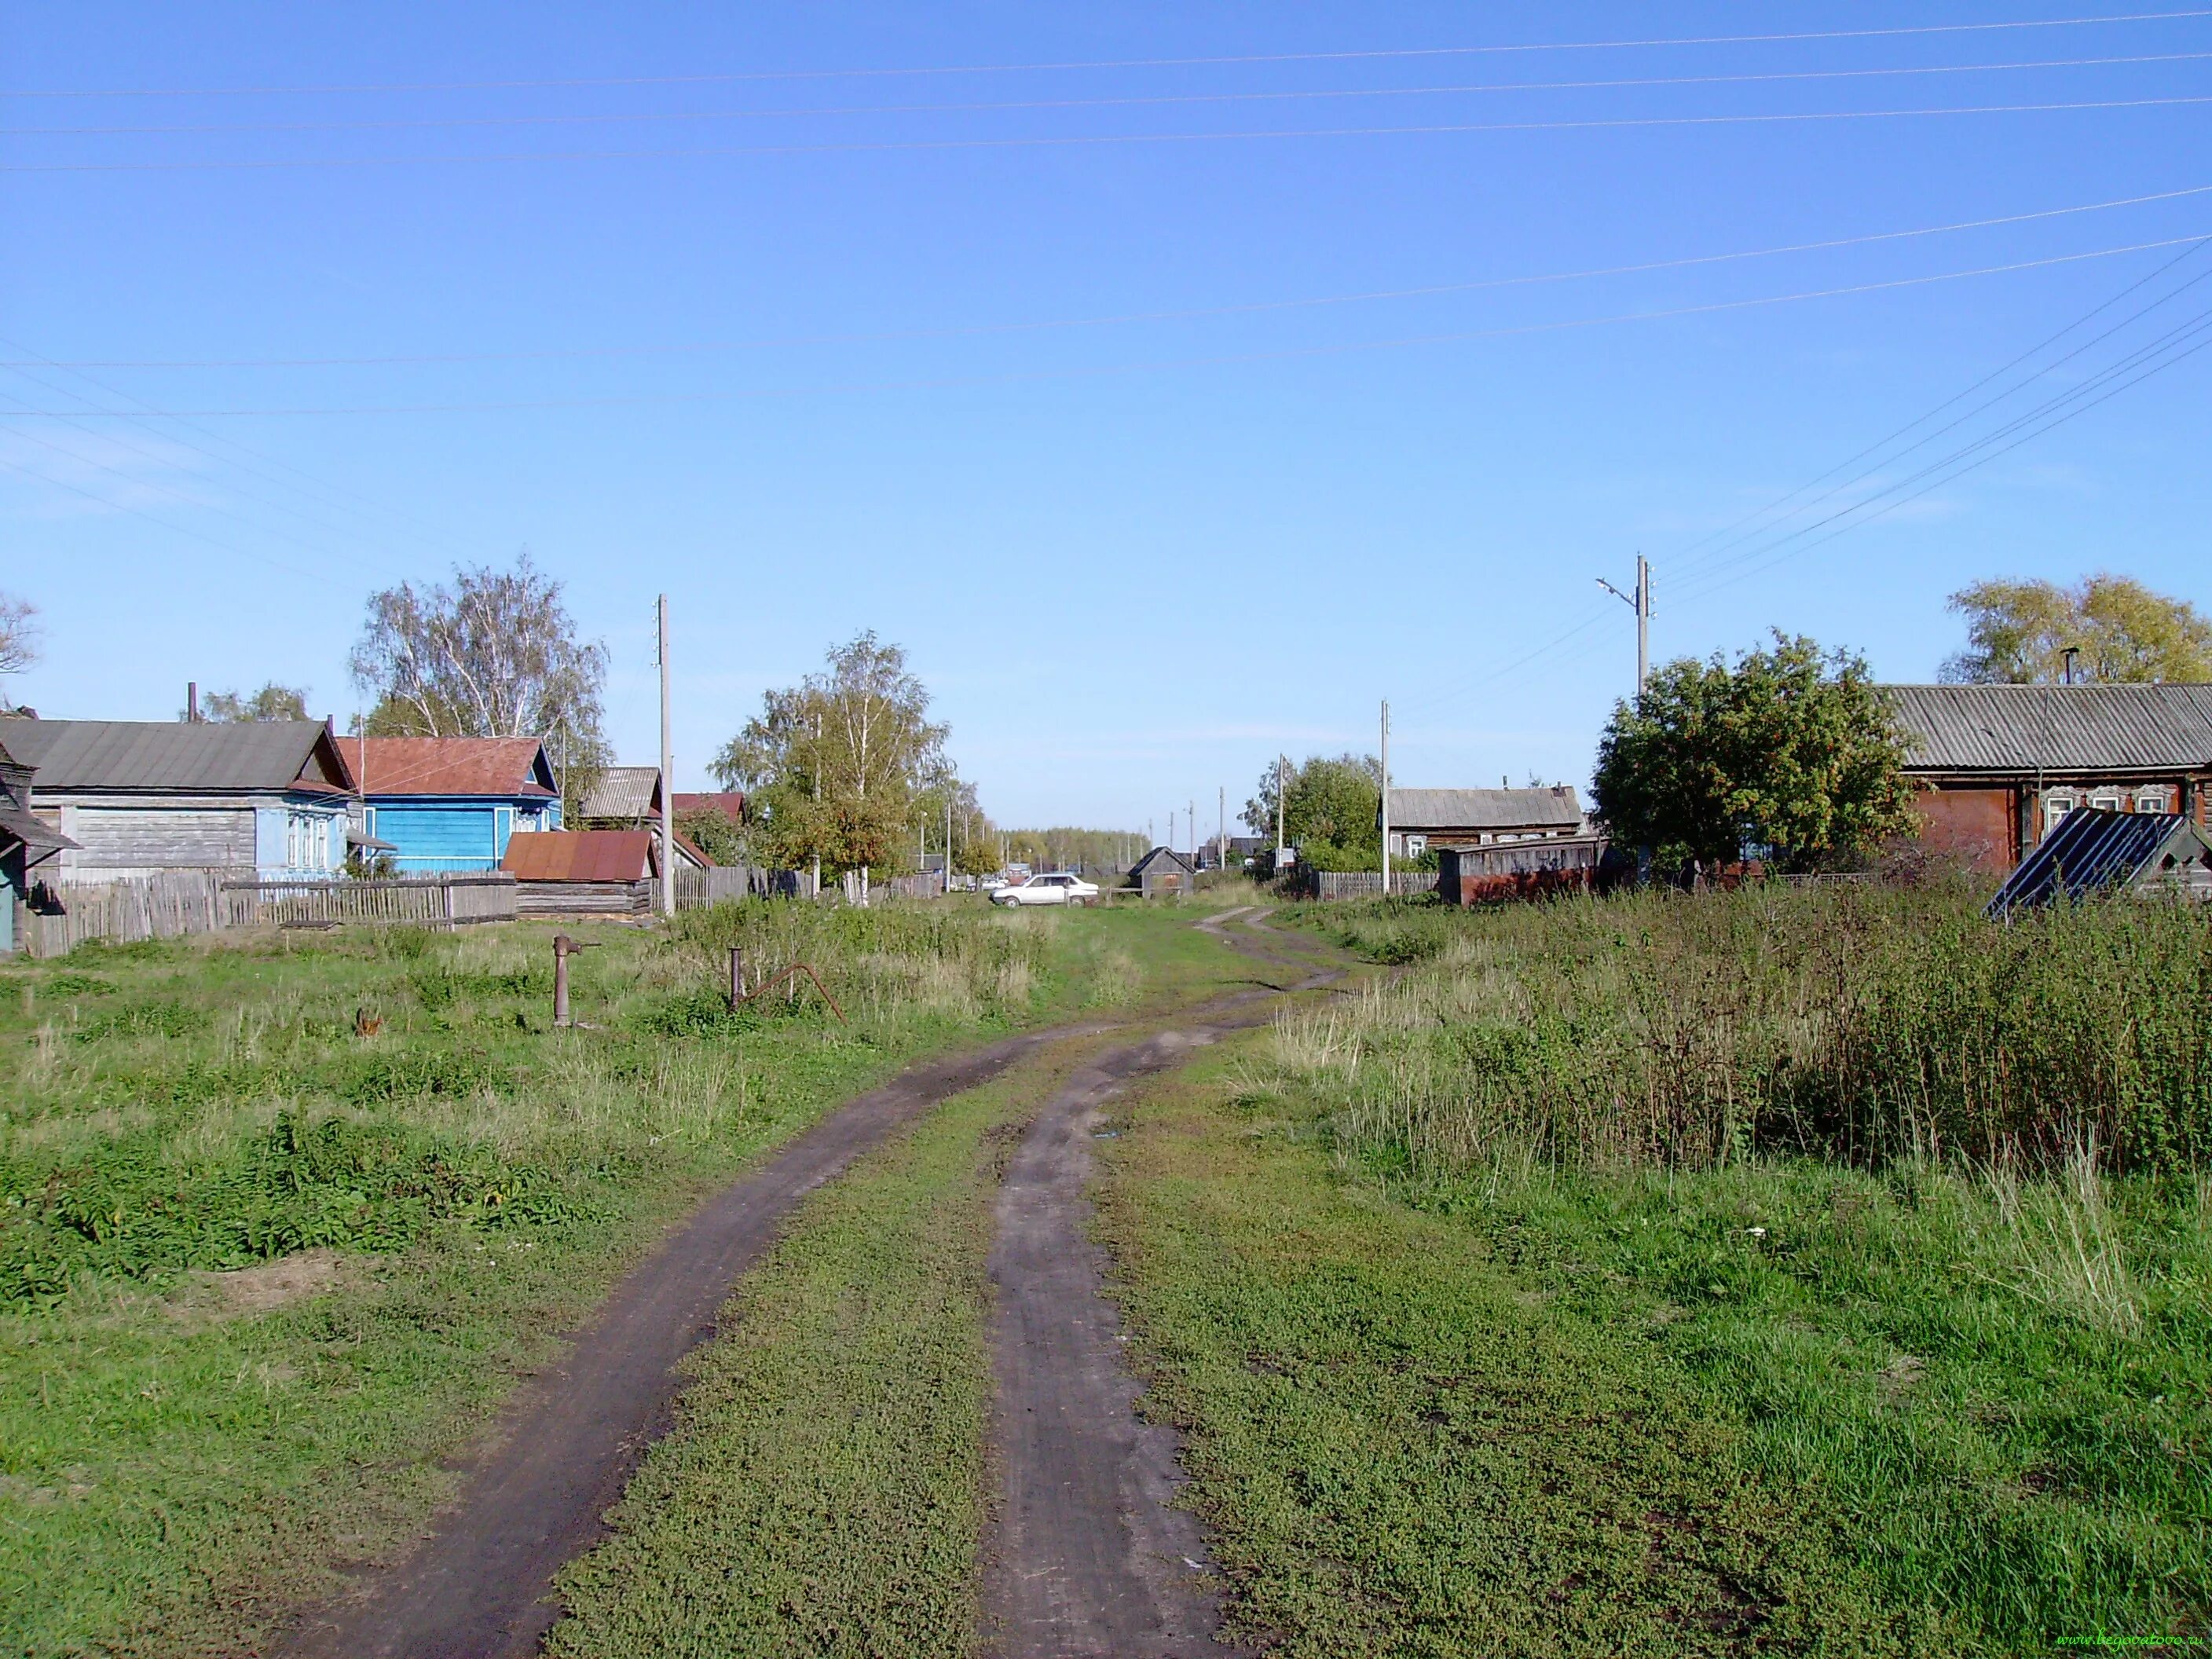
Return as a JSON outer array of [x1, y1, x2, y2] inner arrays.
[[347, 735, 562, 873]]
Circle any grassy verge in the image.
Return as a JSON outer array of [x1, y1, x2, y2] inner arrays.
[[0, 901, 1175, 1657], [1099, 1039, 1942, 1657], [1130, 889, 2210, 1653]]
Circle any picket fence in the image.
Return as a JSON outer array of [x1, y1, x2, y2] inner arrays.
[[16, 870, 518, 958]]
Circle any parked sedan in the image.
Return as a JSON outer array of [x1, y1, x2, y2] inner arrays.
[[990, 872, 1101, 907]]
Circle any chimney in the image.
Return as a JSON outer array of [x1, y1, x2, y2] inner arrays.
[[186, 682, 199, 723]]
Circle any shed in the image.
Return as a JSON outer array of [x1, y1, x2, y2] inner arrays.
[[348, 735, 561, 873], [1382, 787, 1584, 859], [500, 830, 659, 919], [0, 717, 354, 882], [575, 766, 665, 827], [1128, 845, 1197, 898], [1890, 683, 2212, 873], [1436, 837, 1607, 906], [1986, 807, 2212, 917]]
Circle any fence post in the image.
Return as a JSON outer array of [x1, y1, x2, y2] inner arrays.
[[729, 945, 746, 1010]]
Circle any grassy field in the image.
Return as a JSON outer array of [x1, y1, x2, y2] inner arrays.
[[0, 898, 1221, 1659], [1082, 886, 2207, 1654]]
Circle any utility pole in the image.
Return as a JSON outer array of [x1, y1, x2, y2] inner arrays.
[[1188, 798, 1195, 867], [811, 710, 822, 900], [1275, 755, 1287, 870], [1379, 699, 1391, 893], [1218, 785, 1225, 871], [1596, 554, 1653, 700], [657, 594, 674, 918]]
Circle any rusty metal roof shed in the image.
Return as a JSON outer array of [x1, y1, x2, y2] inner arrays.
[[1888, 684, 2212, 775], [500, 830, 656, 882]]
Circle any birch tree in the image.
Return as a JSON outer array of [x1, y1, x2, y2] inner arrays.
[[350, 555, 610, 797]]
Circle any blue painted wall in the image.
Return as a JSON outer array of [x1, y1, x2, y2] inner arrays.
[[367, 797, 557, 872]]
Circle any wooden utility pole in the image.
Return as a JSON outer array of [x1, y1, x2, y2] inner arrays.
[[1275, 756, 1287, 870], [657, 594, 675, 917], [1380, 700, 1392, 892], [1218, 785, 1225, 871]]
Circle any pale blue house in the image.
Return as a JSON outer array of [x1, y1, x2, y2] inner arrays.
[[350, 736, 562, 873]]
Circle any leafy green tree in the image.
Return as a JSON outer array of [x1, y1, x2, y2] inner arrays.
[[674, 806, 747, 867], [1245, 753, 1383, 871], [1593, 634, 1918, 872], [1943, 573, 2212, 684], [191, 683, 311, 723], [712, 632, 947, 883]]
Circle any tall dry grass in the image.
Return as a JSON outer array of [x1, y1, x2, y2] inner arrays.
[[1279, 882, 2212, 1175]]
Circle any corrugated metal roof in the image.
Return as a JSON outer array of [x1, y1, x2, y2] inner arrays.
[[351, 736, 556, 799], [0, 718, 348, 793], [500, 830, 654, 882], [1987, 807, 2212, 915], [1386, 787, 1583, 831], [575, 766, 662, 820], [1888, 684, 2212, 774]]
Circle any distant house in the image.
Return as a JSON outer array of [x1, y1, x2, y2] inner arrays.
[[0, 717, 354, 882], [500, 829, 660, 918], [671, 790, 745, 826], [347, 736, 562, 873], [1128, 845, 1198, 897], [1382, 787, 1584, 860], [575, 767, 716, 868], [0, 731, 79, 954], [1889, 684, 2212, 874]]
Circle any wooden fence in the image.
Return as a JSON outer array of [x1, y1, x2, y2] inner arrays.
[[1307, 870, 1439, 902], [16, 871, 518, 958]]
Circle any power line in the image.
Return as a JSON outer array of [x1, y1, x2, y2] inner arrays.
[[10, 93, 2212, 172], [19, 181, 2210, 369], [1666, 238, 2212, 585], [18, 51, 2212, 137], [3, 234, 2199, 418], [1672, 296, 2212, 599], [10, 10, 2208, 98]]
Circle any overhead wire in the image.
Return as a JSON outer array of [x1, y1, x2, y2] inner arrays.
[[15, 50, 2212, 137], [12, 93, 2212, 171], [4, 234, 2202, 417], [9, 9, 2208, 97], [1664, 237, 2212, 586], [16, 180, 2210, 369]]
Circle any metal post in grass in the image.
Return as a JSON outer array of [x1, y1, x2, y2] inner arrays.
[[552, 933, 597, 1027]]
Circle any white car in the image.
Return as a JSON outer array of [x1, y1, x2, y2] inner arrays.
[[991, 872, 1101, 907]]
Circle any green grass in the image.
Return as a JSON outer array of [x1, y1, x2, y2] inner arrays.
[[544, 1038, 1091, 1658], [1099, 1041, 1952, 1657], [1158, 888, 2212, 1653], [0, 901, 1188, 1658]]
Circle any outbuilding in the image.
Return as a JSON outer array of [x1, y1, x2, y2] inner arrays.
[[1127, 845, 1198, 898], [500, 830, 661, 919], [0, 731, 79, 954]]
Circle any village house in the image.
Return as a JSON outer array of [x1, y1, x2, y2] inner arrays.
[[1381, 786, 1585, 861], [346, 735, 562, 873], [0, 717, 356, 883], [1890, 683, 2212, 874]]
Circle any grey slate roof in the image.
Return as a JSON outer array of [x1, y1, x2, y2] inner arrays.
[[0, 718, 348, 793], [1888, 684, 2212, 774], [1987, 808, 2212, 916], [575, 766, 664, 820], [1386, 787, 1583, 832]]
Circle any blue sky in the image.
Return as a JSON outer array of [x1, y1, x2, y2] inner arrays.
[[4, 3, 2209, 835]]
